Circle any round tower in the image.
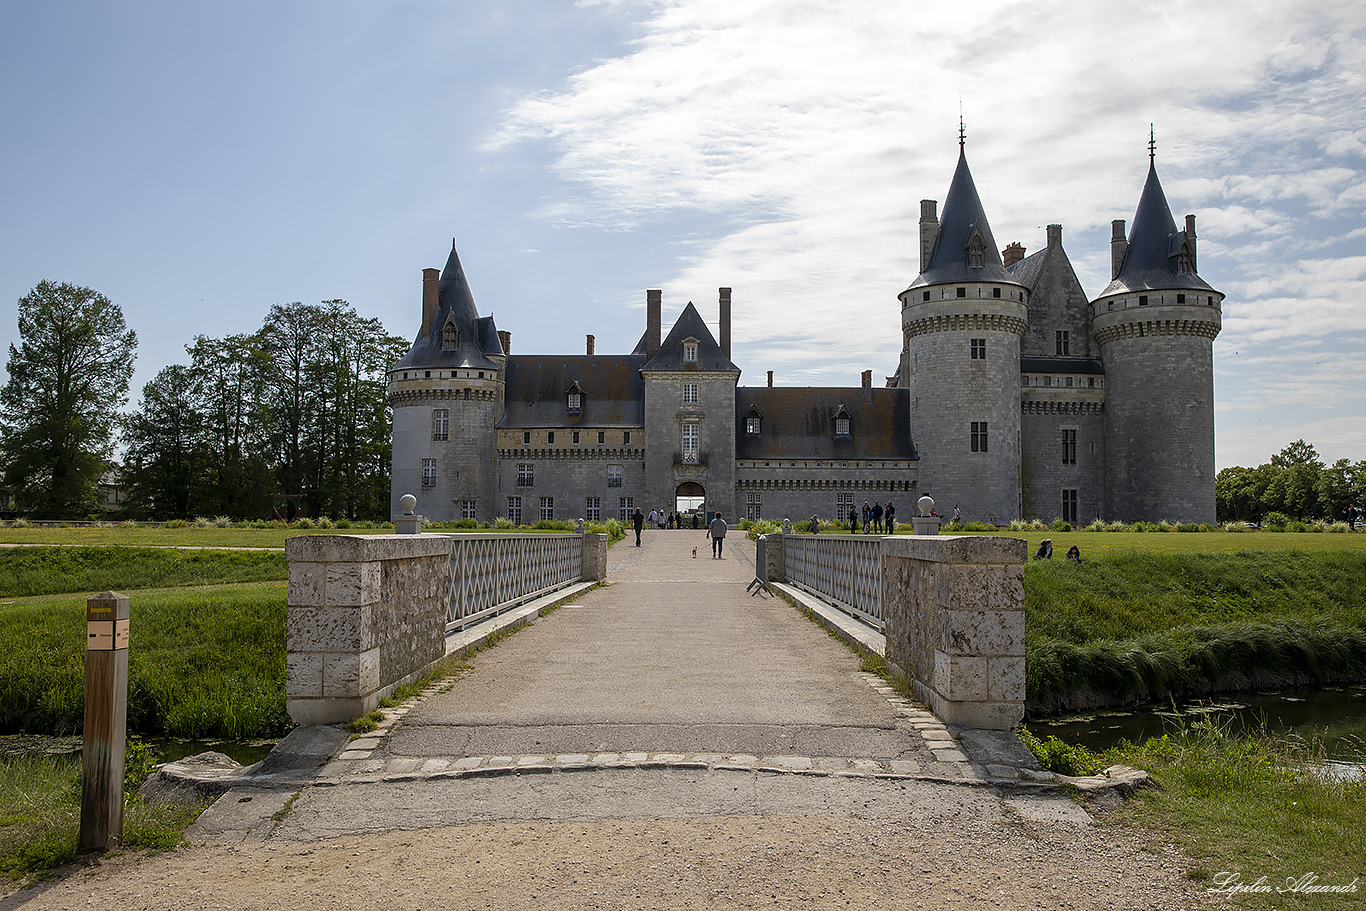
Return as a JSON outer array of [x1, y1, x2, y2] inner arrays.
[[1092, 147, 1222, 523], [899, 143, 1029, 525], [389, 241, 506, 523]]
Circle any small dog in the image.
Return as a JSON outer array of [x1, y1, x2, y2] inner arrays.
[[692, 547, 698, 559]]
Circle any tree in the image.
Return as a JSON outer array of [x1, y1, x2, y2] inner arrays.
[[0, 281, 136, 516], [122, 364, 205, 518], [188, 333, 272, 518]]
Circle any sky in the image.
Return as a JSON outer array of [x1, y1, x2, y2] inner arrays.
[[1, 0, 1363, 470]]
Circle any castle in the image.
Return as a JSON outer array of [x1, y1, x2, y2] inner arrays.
[[389, 140, 1223, 526]]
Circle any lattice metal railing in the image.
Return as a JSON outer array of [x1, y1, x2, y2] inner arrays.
[[444, 533, 584, 631], [781, 535, 885, 630]]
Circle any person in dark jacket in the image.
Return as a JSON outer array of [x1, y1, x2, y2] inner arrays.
[[810, 515, 820, 534], [633, 508, 644, 547], [848, 505, 859, 534], [872, 501, 884, 534], [885, 501, 895, 535]]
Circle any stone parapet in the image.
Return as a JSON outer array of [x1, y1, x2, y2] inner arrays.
[[582, 533, 608, 581], [881, 535, 1027, 729]]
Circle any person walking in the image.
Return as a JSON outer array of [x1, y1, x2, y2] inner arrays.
[[633, 508, 644, 547], [885, 500, 895, 535], [862, 501, 872, 534], [809, 514, 820, 534], [708, 511, 728, 558]]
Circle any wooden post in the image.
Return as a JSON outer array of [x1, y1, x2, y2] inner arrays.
[[80, 591, 129, 853]]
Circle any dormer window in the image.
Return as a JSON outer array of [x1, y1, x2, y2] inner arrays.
[[744, 404, 763, 435], [565, 381, 584, 415], [833, 406, 851, 437], [746, 417, 761, 434], [967, 230, 985, 268], [442, 319, 458, 351], [683, 338, 698, 363]]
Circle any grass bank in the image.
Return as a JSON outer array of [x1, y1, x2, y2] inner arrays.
[[1024, 722, 1364, 910], [0, 546, 286, 598], [0, 582, 288, 739], [1026, 549, 1366, 713], [0, 744, 205, 882]]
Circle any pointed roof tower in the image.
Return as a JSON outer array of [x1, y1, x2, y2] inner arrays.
[[641, 302, 739, 373], [905, 133, 1021, 291], [1100, 135, 1216, 296], [394, 239, 504, 371]]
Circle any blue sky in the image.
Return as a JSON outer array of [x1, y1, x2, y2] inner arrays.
[[2, 0, 1363, 470]]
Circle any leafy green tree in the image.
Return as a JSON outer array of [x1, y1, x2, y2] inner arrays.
[[122, 364, 206, 518], [1266, 439, 1324, 520], [188, 333, 272, 518], [0, 281, 136, 516]]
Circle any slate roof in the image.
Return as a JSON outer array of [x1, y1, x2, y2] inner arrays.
[[500, 354, 646, 428], [905, 147, 1025, 292], [641, 302, 739, 372], [1020, 357, 1105, 375], [734, 387, 917, 461], [394, 243, 505, 372], [1099, 161, 1216, 296]]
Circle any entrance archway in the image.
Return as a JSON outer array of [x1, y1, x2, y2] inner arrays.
[[675, 482, 705, 528]]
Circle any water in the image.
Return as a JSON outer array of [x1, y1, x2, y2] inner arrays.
[[1028, 685, 1366, 765], [0, 734, 277, 767]]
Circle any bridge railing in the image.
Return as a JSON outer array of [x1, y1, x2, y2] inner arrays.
[[285, 531, 606, 725], [765, 532, 1026, 730], [446, 533, 584, 631], [781, 534, 885, 630]]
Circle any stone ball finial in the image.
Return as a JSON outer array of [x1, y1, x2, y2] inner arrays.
[[400, 494, 417, 515], [917, 495, 934, 516]]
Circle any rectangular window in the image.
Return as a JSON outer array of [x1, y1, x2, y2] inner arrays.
[[567, 393, 581, 413], [1061, 429, 1077, 464], [597, 431, 605, 444], [547, 431, 555, 444], [1055, 330, 1069, 356], [432, 409, 449, 441], [421, 458, 437, 488], [1044, 376, 1052, 387], [956, 287, 966, 298], [835, 493, 854, 516], [1062, 489, 1079, 524], [746, 491, 762, 522], [585, 497, 601, 522], [745, 417, 761, 434], [992, 287, 1001, 298], [461, 500, 476, 520], [835, 417, 850, 435], [970, 338, 986, 359], [523, 431, 531, 445], [517, 463, 534, 487], [507, 496, 522, 524], [971, 422, 988, 452], [684, 342, 697, 362], [618, 497, 634, 521], [607, 464, 623, 488], [683, 383, 698, 404], [572, 430, 580, 444], [623, 431, 631, 445], [681, 423, 699, 461], [539, 497, 554, 521]]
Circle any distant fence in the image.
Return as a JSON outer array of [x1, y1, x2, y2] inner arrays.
[[286, 532, 606, 725]]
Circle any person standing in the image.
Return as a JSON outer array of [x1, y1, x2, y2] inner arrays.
[[952, 504, 962, 526], [810, 514, 820, 534], [1349, 504, 1358, 531], [885, 500, 895, 535], [708, 511, 728, 558], [872, 501, 884, 534], [633, 508, 644, 547], [848, 505, 859, 534], [862, 501, 872, 534]]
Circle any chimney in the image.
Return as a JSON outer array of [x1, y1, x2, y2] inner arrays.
[[767, 370, 773, 388], [861, 369, 872, 401], [586, 334, 595, 355], [919, 199, 939, 273], [1110, 219, 1128, 279], [1002, 242, 1025, 268], [646, 290, 662, 358], [421, 268, 440, 337], [1185, 214, 1198, 273], [1046, 224, 1062, 248], [719, 287, 732, 359], [497, 330, 511, 355]]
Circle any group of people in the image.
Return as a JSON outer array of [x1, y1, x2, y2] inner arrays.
[[633, 507, 727, 556], [844, 500, 895, 535], [644, 508, 697, 530]]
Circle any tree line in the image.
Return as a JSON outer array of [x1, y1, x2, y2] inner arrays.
[[1, 281, 409, 520], [1215, 440, 1365, 524]]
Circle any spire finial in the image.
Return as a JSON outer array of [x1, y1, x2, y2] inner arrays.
[[959, 111, 966, 151], [1148, 124, 1156, 163]]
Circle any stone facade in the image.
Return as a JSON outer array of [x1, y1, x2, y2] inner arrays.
[[391, 142, 1221, 526]]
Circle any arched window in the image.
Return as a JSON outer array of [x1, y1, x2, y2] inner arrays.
[[442, 319, 458, 350], [967, 230, 985, 268]]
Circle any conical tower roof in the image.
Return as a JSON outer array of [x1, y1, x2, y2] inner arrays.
[[394, 240, 503, 371], [641, 302, 739, 372], [1100, 159, 1215, 296], [906, 145, 1022, 291]]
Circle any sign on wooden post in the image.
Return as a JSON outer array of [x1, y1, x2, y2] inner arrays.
[[80, 591, 129, 853]]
